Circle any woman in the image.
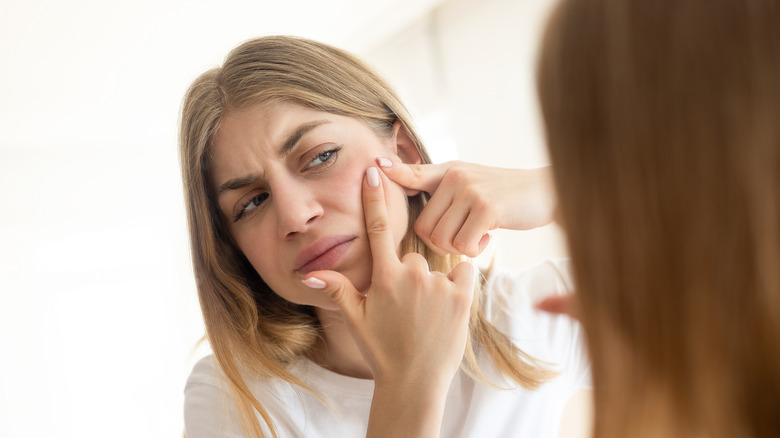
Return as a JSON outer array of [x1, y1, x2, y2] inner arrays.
[[181, 36, 590, 437], [535, 0, 780, 436]]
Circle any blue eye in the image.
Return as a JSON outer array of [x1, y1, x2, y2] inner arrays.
[[305, 147, 340, 169], [234, 193, 269, 222]]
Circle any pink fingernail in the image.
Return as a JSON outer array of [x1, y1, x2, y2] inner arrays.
[[367, 167, 380, 187], [377, 157, 393, 168], [302, 277, 326, 289]]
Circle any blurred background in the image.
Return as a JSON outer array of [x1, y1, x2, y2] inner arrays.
[[0, 0, 564, 436]]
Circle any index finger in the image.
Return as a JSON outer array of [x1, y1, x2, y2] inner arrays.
[[377, 158, 454, 194], [362, 166, 401, 273]]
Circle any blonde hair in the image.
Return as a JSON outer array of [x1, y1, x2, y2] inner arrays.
[[180, 35, 554, 437], [538, 0, 780, 437]]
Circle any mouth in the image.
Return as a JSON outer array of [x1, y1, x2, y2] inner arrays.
[[294, 235, 357, 275]]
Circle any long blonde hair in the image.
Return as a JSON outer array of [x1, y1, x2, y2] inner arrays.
[[538, 0, 780, 437], [180, 35, 555, 437]]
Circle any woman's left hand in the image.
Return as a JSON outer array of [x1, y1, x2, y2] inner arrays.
[[378, 158, 556, 257]]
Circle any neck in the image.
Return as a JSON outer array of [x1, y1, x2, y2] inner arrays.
[[309, 307, 373, 379]]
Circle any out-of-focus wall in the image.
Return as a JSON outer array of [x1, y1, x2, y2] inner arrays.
[[363, 0, 567, 270]]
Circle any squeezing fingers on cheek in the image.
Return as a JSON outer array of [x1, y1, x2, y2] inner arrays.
[[362, 166, 401, 271]]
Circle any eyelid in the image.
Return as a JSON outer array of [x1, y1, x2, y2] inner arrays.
[[302, 144, 341, 171], [232, 190, 268, 222]]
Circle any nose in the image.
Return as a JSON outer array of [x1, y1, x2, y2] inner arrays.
[[272, 178, 323, 238]]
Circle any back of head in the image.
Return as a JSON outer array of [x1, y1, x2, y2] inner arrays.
[[538, 0, 780, 436]]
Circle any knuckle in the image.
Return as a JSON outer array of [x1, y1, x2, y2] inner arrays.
[[402, 252, 429, 272], [452, 237, 471, 254], [409, 163, 425, 179], [445, 166, 469, 185], [473, 196, 494, 215], [413, 220, 431, 238], [462, 184, 483, 203], [367, 218, 390, 235], [401, 252, 423, 264], [429, 231, 447, 248], [327, 287, 345, 304]]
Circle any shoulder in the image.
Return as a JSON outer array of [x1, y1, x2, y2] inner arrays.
[[186, 354, 221, 390], [184, 355, 243, 437]]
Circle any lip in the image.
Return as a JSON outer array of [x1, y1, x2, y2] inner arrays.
[[294, 235, 357, 275]]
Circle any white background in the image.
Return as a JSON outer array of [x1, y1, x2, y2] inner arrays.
[[0, 0, 564, 436]]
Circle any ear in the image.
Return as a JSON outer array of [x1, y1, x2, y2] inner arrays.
[[391, 121, 423, 196], [391, 120, 422, 165]]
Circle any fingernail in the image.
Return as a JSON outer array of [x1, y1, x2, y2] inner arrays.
[[302, 277, 326, 289], [377, 157, 393, 168], [367, 167, 380, 188]]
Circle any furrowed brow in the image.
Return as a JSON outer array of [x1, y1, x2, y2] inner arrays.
[[216, 120, 331, 198], [216, 175, 258, 198]]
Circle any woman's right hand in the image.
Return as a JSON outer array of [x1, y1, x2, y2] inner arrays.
[[302, 166, 475, 437], [377, 158, 556, 257]]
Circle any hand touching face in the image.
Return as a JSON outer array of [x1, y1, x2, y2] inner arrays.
[[376, 159, 556, 257], [302, 165, 476, 390]]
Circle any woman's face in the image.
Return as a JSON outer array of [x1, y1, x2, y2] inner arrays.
[[211, 101, 419, 310]]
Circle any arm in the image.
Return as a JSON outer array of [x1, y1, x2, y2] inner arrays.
[[303, 166, 475, 437]]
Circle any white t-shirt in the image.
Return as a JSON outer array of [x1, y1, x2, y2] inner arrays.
[[184, 259, 590, 437]]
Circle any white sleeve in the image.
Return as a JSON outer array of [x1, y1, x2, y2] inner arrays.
[[484, 258, 592, 390], [184, 356, 246, 438]]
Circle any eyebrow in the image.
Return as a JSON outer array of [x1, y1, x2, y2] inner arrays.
[[215, 119, 331, 198]]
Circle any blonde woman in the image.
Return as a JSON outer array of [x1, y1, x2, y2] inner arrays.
[[181, 36, 590, 437], [533, 0, 780, 437]]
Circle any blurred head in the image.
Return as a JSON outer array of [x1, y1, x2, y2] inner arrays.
[[538, 0, 780, 436]]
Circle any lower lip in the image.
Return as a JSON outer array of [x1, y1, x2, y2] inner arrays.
[[297, 239, 355, 275]]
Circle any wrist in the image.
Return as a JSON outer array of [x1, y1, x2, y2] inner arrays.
[[368, 378, 450, 438]]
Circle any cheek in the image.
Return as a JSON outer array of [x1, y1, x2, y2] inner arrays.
[[234, 227, 276, 277]]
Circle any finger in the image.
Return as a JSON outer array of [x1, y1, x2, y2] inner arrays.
[[377, 157, 453, 194], [452, 212, 494, 257], [427, 205, 471, 255], [303, 271, 364, 322], [362, 167, 401, 272], [448, 262, 477, 318], [534, 294, 579, 320], [447, 261, 476, 291], [476, 233, 491, 254], [400, 251, 430, 271], [413, 189, 459, 254]]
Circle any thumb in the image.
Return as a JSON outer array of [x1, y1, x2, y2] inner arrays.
[[448, 261, 477, 291], [376, 157, 451, 196], [302, 270, 365, 321]]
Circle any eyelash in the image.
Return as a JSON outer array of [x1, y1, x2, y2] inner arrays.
[[232, 146, 342, 223], [234, 193, 269, 222], [304, 146, 341, 170]]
